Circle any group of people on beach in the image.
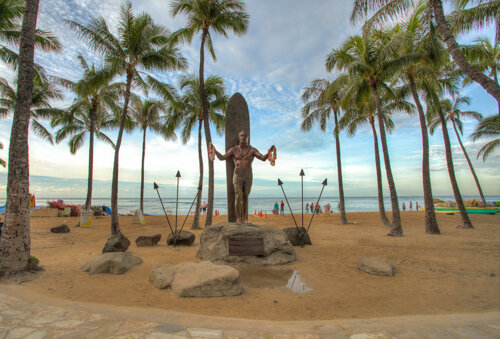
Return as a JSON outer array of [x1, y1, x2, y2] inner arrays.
[[272, 201, 334, 215], [402, 201, 419, 212]]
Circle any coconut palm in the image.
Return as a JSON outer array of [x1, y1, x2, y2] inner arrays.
[[0, 75, 63, 144], [429, 95, 485, 203], [462, 37, 500, 116], [472, 115, 500, 160], [301, 77, 349, 224], [171, 0, 249, 226], [67, 1, 187, 243], [0, 0, 40, 274], [51, 55, 122, 211], [130, 96, 177, 213], [0, 0, 61, 79], [389, 3, 443, 234], [0, 141, 5, 167], [424, 63, 474, 228], [169, 73, 226, 229], [351, 0, 500, 113], [327, 29, 414, 236]]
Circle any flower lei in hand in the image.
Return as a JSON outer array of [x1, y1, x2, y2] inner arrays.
[[268, 145, 276, 166], [208, 142, 215, 161]]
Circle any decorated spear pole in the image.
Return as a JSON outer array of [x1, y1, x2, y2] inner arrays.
[[174, 171, 181, 247], [301, 178, 328, 247], [300, 169, 305, 227], [153, 182, 174, 236], [278, 178, 300, 232]]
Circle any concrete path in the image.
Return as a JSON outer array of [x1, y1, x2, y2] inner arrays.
[[0, 286, 499, 338]]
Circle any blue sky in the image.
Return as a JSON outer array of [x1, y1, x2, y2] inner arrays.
[[0, 0, 499, 201]]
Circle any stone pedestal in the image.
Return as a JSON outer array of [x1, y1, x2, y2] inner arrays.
[[196, 222, 296, 265]]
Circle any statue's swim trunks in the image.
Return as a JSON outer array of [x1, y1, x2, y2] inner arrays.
[[233, 167, 253, 198]]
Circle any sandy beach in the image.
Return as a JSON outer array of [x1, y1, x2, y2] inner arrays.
[[6, 210, 500, 321]]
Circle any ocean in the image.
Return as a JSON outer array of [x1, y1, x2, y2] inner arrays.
[[15, 195, 500, 216]]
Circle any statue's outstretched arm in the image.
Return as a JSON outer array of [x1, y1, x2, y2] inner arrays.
[[215, 146, 232, 161], [254, 148, 269, 161]]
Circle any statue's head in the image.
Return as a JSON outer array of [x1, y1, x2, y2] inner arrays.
[[239, 130, 248, 144]]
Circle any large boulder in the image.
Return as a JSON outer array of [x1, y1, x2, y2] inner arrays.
[[197, 222, 296, 265], [102, 232, 130, 253], [171, 261, 244, 297], [149, 265, 175, 289], [283, 227, 311, 246], [136, 234, 161, 247], [357, 257, 395, 277], [50, 224, 70, 233], [81, 252, 142, 275], [166, 230, 195, 246]]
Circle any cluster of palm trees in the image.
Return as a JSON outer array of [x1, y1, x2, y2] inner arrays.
[[302, 0, 499, 236], [0, 0, 248, 274]]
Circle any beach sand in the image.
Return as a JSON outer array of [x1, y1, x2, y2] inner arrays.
[[8, 211, 500, 321]]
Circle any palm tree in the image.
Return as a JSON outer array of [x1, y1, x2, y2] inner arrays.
[[171, 0, 249, 226], [51, 55, 121, 210], [327, 30, 412, 236], [389, 3, 442, 234], [424, 64, 474, 228], [0, 141, 5, 167], [472, 115, 500, 160], [462, 37, 500, 117], [0, 0, 40, 274], [169, 73, 226, 229], [351, 0, 500, 114], [130, 96, 177, 213], [429, 95, 485, 202], [67, 1, 187, 243], [301, 77, 349, 224], [0, 0, 61, 79], [0, 75, 63, 144]]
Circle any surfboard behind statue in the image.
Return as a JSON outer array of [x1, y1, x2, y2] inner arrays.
[[225, 92, 250, 222]]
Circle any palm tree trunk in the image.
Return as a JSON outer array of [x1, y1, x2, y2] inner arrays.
[[85, 104, 96, 211], [140, 127, 147, 213], [408, 73, 440, 234], [200, 29, 214, 226], [369, 116, 391, 227], [494, 72, 500, 117], [333, 110, 347, 224], [111, 71, 133, 235], [438, 109, 474, 228], [371, 85, 402, 236], [431, 0, 500, 105], [451, 121, 486, 203], [192, 119, 203, 229], [0, 0, 39, 274]]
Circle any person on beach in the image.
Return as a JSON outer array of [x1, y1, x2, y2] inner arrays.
[[416, 202, 419, 211], [324, 203, 331, 214], [410, 201, 413, 210], [402, 202, 406, 211], [274, 201, 279, 215], [310, 202, 314, 213], [306, 202, 309, 213], [213, 130, 274, 224], [280, 200, 284, 215], [203, 201, 207, 214]]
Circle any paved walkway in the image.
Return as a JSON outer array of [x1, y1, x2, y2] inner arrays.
[[0, 286, 499, 338]]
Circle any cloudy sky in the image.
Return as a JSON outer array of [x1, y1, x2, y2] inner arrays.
[[0, 0, 498, 201]]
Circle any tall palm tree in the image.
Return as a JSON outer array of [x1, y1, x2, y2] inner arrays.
[[0, 0, 40, 274], [428, 95, 485, 202], [171, 0, 249, 226], [424, 64, 474, 228], [169, 73, 227, 229], [130, 96, 177, 213], [472, 115, 500, 160], [389, 2, 442, 234], [301, 77, 349, 224], [0, 75, 63, 143], [0, 0, 61, 79], [51, 55, 121, 210], [462, 37, 500, 117], [67, 1, 187, 243], [0, 141, 5, 167], [327, 30, 413, 236], [351, 0, 500, 114]]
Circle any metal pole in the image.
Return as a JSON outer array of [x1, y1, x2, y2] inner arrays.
[[174, 171, 181, 247], [178, 186, 201, 234], [277, 178, 300, 232], [153, 182, 174, 236], [301, 178, 327, 247], [300, 169, 304, 227]]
